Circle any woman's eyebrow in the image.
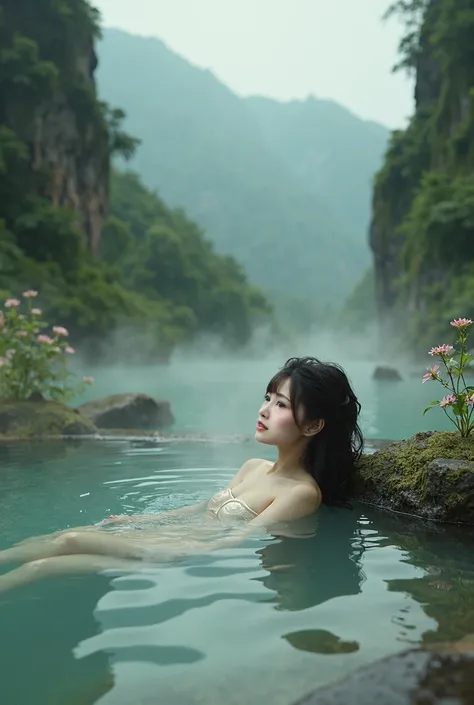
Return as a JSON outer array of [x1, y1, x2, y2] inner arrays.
[[276, 392, 290, 402]]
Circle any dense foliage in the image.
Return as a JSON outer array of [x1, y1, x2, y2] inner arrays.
[[372, 0, 474, 351], [0, 0, 272, 361], [97, 28, 389, 312]]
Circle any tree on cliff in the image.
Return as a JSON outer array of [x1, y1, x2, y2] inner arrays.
[[370, 0, 474, 352], [0, 0, 273, 360]]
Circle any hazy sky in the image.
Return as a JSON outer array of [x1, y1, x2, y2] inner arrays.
[[93, 0, 414, 129]]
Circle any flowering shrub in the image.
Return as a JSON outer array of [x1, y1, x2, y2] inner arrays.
[[423, 318, 474, 437], [0, 290, 94, 402]]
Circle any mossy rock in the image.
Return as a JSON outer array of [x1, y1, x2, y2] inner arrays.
[[0, 399, 97, 440], [356, 431, 474, 524]]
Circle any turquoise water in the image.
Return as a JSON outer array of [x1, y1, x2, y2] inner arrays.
[[1, 439, 474, 705], [74, 357, 453, 440]]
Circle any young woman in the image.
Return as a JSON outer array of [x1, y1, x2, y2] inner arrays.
[[0, 356, 363, 592]]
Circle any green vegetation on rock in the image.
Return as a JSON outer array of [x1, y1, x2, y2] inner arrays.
[[0, 399, 97, 439], [357, 431, 474, 523], [371, 0, 474, 352], [0, 0, 272, 361]]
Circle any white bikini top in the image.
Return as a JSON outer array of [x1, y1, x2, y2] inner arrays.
[[206, 487, 258, 523]]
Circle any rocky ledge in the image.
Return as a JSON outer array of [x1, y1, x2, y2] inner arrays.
[[0, 392, 174, 440], [293, 636, 474, 705], [356, 431, 474, 524], [0, 399, 97, 439], [77, 392, 174, 430]]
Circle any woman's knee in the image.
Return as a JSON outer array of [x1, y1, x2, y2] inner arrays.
[[54, 531, 81, 553]]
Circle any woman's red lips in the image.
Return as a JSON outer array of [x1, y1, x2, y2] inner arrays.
[[256, 421, 267, 431]]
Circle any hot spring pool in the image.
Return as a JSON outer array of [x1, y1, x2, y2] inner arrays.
[[1, 438, 474, 705]]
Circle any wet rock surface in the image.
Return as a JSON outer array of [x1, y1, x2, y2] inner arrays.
[[76, 392, 175, 430], [356, 431, 474, 524], [293, 639, 474, 705]]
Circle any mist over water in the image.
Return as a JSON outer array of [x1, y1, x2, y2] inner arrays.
[[74, 326, 452, 442]]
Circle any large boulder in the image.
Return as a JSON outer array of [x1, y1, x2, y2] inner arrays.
[[76, 392, 174, 430], [293, 637, 474, 705], [0, 399, 97, 439], [356, 431, 474, 524]]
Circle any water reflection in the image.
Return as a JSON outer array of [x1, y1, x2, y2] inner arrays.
[[362, 506, 474, 645], [0, 577, 114, 705]]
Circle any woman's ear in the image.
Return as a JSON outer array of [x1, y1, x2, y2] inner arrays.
[[303, 419, 325, 437]]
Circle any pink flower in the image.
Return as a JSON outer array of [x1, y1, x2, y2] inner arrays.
[[5, 298, 20, 308], [422, 364, 440, 383], [22, 290, 38, 298], [37, 334, 54, 344], [83, 376, 94, 384], [440, 394, 456, 409], [31, 308, 42, 316], [53, 326, 69, 337], [466, 393, 474, 407], [450, 318, 472, 330], [429, 344, 453, 356], [65, 346, 75, 354], [16, 330, 27, 337]]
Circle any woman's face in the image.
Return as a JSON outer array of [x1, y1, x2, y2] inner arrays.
[[255, 378, 305, 447]]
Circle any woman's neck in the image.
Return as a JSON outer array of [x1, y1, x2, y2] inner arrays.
[[268, 441, 308, 477]]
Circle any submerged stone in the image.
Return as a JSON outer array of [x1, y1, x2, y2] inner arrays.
[[293, 637, 474, 705], [76, 392, 175, 430], [356, 431, 474, 524], [0, 399, 97, 439]]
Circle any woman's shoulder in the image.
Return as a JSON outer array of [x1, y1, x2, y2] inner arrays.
[[241, 458, 272, 472]]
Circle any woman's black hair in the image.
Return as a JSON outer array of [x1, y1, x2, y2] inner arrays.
[[266, 356, 363, 507]]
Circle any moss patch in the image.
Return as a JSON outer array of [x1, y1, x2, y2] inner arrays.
[[356, 431, 474, 524], [0, 400, 97, 440]]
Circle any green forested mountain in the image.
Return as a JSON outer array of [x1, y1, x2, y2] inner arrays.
[[0, 1, 272, 361], [246, 96, 389, 247], [97, 28, 389, 311], [370, 0, 474, 352]]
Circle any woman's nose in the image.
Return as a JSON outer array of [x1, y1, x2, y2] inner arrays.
[[259, 403, 269, 418]]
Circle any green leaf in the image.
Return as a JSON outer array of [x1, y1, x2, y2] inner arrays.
[[423, 400, 440, 415]]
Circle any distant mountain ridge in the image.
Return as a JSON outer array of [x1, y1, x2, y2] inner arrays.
[[97, 28, 389, 307]]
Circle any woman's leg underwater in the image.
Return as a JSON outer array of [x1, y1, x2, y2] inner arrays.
[[0, 554, 147, 594], [0, 530, 171, 566]]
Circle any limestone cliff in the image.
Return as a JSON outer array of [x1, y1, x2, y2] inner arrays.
[[0, 0, 109, 257], [30, 39, 108, 258], [369, 0, 474, 350]]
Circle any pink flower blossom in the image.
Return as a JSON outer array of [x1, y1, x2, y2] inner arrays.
[[450, 318, 472, 330], [31, 308, 42, 316], [422, 364, 440, 383], [466, 393, 474, 407], [37, 334, 54, 344], [5, 298, 20, 308], [22, 290, 38, 298], [65, 346, 75, 354], [429, 344, 454, 357], [440, 394, 456, 409], [83, 376, 94, 384], [53, 326, 69, 337]]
